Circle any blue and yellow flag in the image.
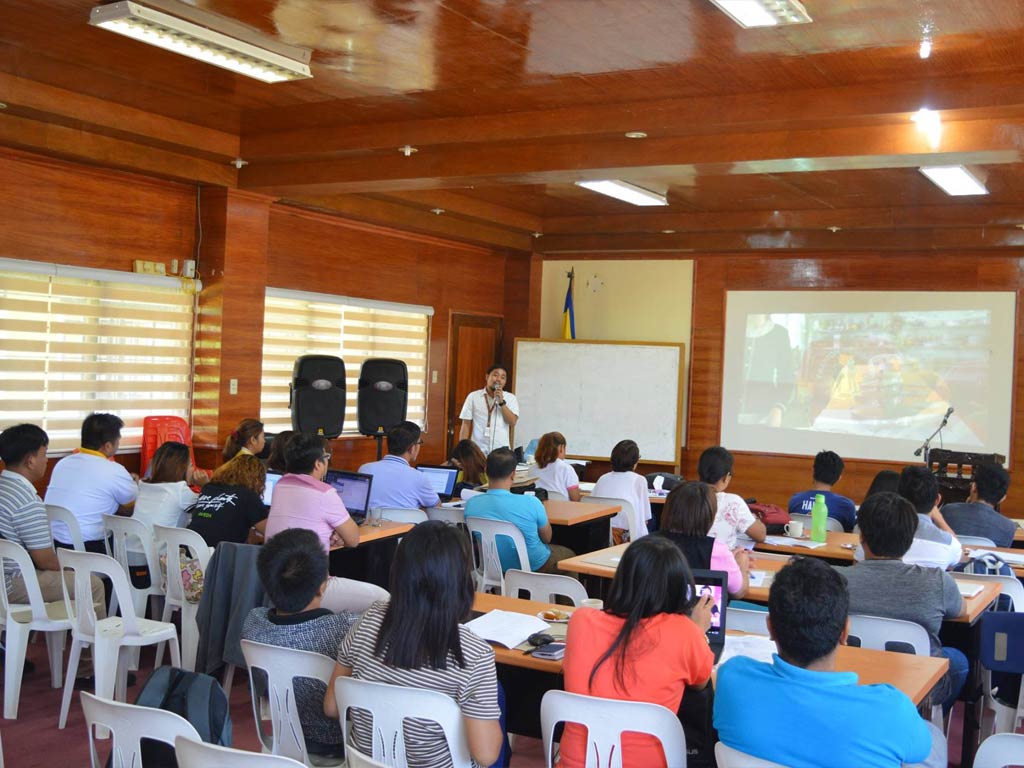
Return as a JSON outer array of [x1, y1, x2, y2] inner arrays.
[[562, 269, 576, 340]]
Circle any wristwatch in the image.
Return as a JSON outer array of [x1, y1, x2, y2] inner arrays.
[[496, 400, 506, 407]]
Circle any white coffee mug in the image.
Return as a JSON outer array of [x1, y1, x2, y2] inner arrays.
[[581, 598, 604, 610], [784, 520, 804, 538]]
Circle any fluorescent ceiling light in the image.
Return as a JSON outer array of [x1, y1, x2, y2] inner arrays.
[[919, 166, 988, 196], [574, 180, 668, 206], [90, 2, 312, 83], [708, 0, 812, 28]]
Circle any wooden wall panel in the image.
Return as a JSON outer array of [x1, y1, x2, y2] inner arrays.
[[266, 206, 529, 469], [684, 252, 1024, 512], [501, 251, 541, 370], [0, 147, 195, 271]]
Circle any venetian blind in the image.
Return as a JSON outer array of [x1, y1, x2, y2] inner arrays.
[[0, 259, 196, 452], [261, 288, 432, 434]]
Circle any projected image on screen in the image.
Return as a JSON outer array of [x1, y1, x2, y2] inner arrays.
[[721, 292, 1015, 463]]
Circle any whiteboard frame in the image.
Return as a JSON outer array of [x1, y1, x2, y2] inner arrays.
[[513, 338, 685, 468]]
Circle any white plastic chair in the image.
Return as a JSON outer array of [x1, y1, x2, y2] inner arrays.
[[975, 732, 1024, 768], [240, 639, 343, 767], [81, 691, 200, 768], [846, 613, 943, 729], [427, 506, 466, 526], [153, 524, 212, 671], [376, 508, 428, 525], [103, 514, 165, 619], [544, 490, 569, 502], [334, 676, 473, 767], [465, 517, 532, 593], [715, 742, 789, 767], [789, 513, 844, 534], [345, 746, 388, 768], [503, 569, 588, 606], [958, 535, 998, 547], [729, 607, 770, 636], [540, 689, 686, 768], [57, 549, 181, 728], [46, 504, 86, 552], [582, 495, 641, 542], [0, 540, 71, 718], [175, 735, 307, 767]]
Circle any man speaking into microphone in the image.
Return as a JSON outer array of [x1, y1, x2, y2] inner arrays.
[[459, 364, 520, 454]]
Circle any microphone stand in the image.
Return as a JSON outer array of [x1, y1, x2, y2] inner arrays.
[[913, 411, 952, 466]]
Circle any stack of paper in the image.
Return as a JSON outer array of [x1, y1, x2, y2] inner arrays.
[[717, 635, 776, 667], [465, 610, 550, 648], [763, 535, 827, 550], [956, 582, 984, 598]]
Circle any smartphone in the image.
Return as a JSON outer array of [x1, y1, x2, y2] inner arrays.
[[531, 642, 566, 660]]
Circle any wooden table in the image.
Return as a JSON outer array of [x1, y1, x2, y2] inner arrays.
[[544, 500, 619, 526], [1011, 520, 1024, 546], [328, 520, 413, 586], [471, 593, 947, 705], [754, 531, 859, 562], [544, 499, 619, 555], [354, 520, 413, 544]]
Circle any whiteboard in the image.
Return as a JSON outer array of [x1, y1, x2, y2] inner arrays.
[[513, 339, 684, 465]]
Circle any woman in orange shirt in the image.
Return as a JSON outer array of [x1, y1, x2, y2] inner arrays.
[[561, 536, 715, 768]]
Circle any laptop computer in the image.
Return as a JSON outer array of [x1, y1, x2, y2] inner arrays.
[[416, 464, 460, 501], [323, 469, 374, 524], [262, 470, 283, 506], [691, 569, 729, 663]]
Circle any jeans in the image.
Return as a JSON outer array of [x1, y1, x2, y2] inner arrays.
[[939, 646, 969, 714]]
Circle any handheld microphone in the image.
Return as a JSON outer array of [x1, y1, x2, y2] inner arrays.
[[913, 446, 923, 457], [944, 406, 954, 418]]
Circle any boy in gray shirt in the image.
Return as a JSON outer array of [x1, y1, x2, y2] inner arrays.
[[842, 492, 966, 715], [940, 463, 1016, 548]]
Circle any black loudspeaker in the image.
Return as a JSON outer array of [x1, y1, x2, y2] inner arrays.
[[290, 355, 346, 438], [357, 358, 408, 436]]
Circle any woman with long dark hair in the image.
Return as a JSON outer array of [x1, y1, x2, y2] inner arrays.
[[658, 481, 750, 598], [448, 439, 487, 487], [561, 535, 715, 768], [222, 418, 265, 463], [533, 431, 582, 501], [324, 521, 503, 767]]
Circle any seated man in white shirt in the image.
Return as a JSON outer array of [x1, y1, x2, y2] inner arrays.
[[44, 413, 138, 553], [358, 422, 440, 511], [897, 466, 963, 569]]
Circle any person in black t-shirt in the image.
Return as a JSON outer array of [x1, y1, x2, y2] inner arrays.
[[189, 454, 268, 547]]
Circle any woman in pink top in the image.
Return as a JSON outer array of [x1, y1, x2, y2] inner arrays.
[[655, 481, 750, 598], [264, 433, 360, 553]]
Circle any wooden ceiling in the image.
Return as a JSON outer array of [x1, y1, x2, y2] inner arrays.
[[3, 0, 1024, 253]]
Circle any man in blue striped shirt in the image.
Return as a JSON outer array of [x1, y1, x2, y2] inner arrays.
[[358, 422, 440, 511]]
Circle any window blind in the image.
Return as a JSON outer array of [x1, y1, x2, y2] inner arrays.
[[0, 262, 196, 452], [261, 289, 432, 435]]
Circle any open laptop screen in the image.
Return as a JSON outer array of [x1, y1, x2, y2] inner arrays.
[[416, 465, 459, 497], [263, 471, 283, 506], [323, 470, 374, 520]]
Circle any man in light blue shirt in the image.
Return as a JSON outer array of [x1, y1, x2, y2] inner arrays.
[[465, 447, 574, 573], [715, 556, 943, 768], [359, 422, 439, 511]]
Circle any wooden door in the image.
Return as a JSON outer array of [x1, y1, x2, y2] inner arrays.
[[447, 313, 503, 452]]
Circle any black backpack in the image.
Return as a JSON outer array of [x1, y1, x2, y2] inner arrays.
[[124, 667, 232, 767]]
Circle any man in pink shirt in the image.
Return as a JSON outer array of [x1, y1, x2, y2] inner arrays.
[[264, 433, 360, 553]]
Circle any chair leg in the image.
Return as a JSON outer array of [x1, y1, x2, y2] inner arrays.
[[45, 630, 66, 689], [154, 599, 177, 668], [3, 625, 28, 719], [181, 604, 198, 672], [58, 640, 83, 729], [222, 663, 235, 698], [168, 636, 181, 668], [93, 636, 118, 703]]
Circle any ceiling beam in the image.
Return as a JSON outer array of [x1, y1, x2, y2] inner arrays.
[[374, 190, 542, 233]]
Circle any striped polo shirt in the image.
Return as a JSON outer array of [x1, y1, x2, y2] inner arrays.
[[0, 469, 52, 591]]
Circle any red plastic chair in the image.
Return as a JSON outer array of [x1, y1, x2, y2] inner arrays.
[[140, 416, 195, 476]]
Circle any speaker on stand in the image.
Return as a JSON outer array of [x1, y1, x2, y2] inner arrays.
[[357, 358, 409, 460], [290, 355, 346, 438]]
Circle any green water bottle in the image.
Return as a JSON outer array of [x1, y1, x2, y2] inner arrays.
[[811, 493, 828, 543]]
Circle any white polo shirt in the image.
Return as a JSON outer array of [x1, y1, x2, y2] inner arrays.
[[45, 450, 138, 543], [459, 388, 520, 454]]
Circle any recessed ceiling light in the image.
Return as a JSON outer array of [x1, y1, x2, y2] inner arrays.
[[89, 1, 312, 83], [430, 208, 445, 215], [230, 158, 248, 169], [708, 0, 812, 28], [919, 165, 988, 196], [661, 229, 677, 234], [574, 180, 668, 207], [911, 107, 941, 149], [828, 226, 841, 233], [919, 38, 932, 59], [399, 145, 418, 156], [532, 232, 543, 238], [624, 131, 648, 139], [0, 103, 7, 110]]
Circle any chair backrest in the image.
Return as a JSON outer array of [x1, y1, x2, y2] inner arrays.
[[978, 612, 1024, 674], [175, 735, 306, 767], [239, 639, 337, 763], [141, 415, 195, 477], [715, 742, 789, 768], [974, 732, 1024, 768], [582, 495, 639, 541], [544, 489, 569, 502], [540, 690, 686, 768], [345, 746, 389, 768], [58, 548, 141, 637], [0, 539, 52, 623], [426, 507, 465, 526], [789, 512, 843, 533], [846, 614, 930, 655], [952, 571, 1024, 613], [334, 676, 473, 767], [503, 569, 588, 606], [153, 524, 213, 604], [465, 517, 532, 590], [82, 691, 200, 768], [103, 514, 162, 585], [729, 607, 771, 636], [377, 508, 428, 525], [958, 535, 998, 547], [46, 504, 85, 552]]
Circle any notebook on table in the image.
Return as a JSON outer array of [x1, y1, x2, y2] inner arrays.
[[691, 569, 729, 663], [323, 469, 374, 524], [416, 464, 460, 501]]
